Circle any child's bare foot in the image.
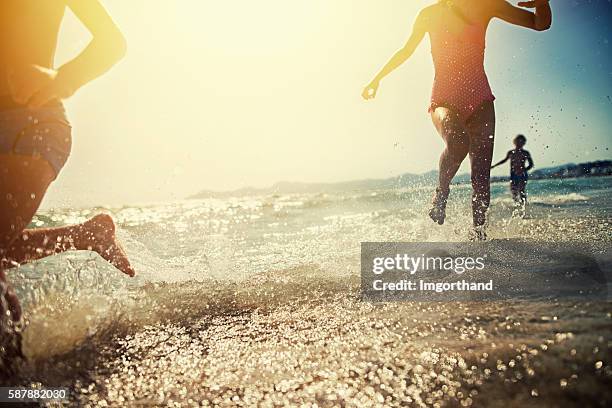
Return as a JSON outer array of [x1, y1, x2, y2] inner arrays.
[[83, 214, 135, 277], [468, 226, 487, 242], [429, 206, 446, 225], [429, 187, 448, 225]]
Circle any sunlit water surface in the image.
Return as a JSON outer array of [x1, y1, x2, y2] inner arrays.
[[1, 177, 611, 407]]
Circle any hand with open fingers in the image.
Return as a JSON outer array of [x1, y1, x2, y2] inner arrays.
[[518, 0, 549, 8], [362, 80, 380, 100], [7, 65, 73, 108]]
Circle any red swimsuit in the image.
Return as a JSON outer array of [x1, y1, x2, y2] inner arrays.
[[428, 23, 495, 123]]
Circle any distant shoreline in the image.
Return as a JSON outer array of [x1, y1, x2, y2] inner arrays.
[[190, 160, 612, 199], [490, 160, 612, 184], [490, 172, 612, 184]]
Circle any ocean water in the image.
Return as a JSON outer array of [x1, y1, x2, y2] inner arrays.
[[1, 177, 611, 406]]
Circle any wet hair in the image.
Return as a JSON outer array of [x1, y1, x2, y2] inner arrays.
[[514, 134, 527, 146]]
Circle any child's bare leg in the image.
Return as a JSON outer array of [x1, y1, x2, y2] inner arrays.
[[429, 107, 470, 224], [519, 182, 527, 205], [1, 156, 135, 323], [511, 183, 520, 203], [467, 102, 496, 228], [431, 107, 470, 194], [1, 155, 56, 322], [5, 214, 135, 277], [0, 264, 21, 324]]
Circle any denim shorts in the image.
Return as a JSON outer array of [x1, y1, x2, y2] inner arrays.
[[0, 101, 72, 179]]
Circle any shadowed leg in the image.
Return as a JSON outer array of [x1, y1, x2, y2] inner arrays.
[[511, 181, 520, 203], [5, 214, 135, 277], [0, 154, 56, 322], [1, 155, 135, 323], [466, 102, 496, 231], [429, 107, 470, 224]]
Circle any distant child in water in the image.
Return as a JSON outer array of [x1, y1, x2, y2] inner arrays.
[[491, 134, 534, 207]]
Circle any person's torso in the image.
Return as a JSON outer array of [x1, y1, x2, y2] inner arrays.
[[0, 0, 66, 96], [427, 2, 492, 80], [510, 150, 529, 174]]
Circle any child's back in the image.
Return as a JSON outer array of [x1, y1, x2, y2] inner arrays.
[[492, 134, 534, 207], [508, 148, 532, 176]]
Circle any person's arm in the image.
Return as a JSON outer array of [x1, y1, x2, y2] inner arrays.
[[493, 0, 552, 31], [362, 9, 428, 100], [28, 0, 127, 107], [525, 151, 534, 172], [491, 152, 511, 169]]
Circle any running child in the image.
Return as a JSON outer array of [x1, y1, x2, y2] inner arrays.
[[1, 0, 133, 323], [491, 134, 534, 207], [362, 0, 551, 240]]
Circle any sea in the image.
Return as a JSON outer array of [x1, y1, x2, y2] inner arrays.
[[1, 176, 611, 407]]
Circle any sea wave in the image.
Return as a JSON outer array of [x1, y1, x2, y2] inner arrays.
[[4, 239, 608, 363], [492, 192, 590, 206], [2, 179, 611, 404], [532, 193, 590, 204]]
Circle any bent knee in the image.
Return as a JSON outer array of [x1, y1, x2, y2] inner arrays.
[[443, 138, 469, 163], [447, 141, 469, 160]]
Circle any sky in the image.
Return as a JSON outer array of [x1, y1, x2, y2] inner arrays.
[[43, 0, 612, 208]]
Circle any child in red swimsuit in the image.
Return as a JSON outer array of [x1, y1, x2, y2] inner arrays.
[[362, 0, 552, 240]]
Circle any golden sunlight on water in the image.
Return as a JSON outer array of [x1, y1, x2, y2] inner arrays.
[[2, 179, 611, 406]]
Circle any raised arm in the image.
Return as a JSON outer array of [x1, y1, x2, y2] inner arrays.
[[525, 151, 534, 171], [28, 0, 127, 107], [493, 0, 552, 31], [491, 152, 511, 169], [362, 9, 428, 100]]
